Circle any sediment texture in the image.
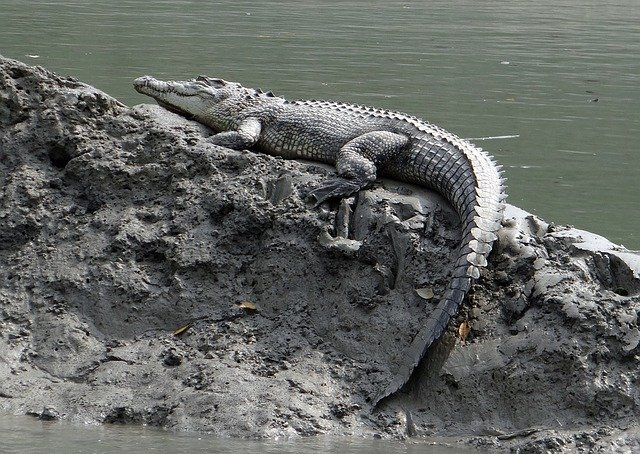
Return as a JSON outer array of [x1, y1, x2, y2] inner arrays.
[[1, 57, 639, 451]]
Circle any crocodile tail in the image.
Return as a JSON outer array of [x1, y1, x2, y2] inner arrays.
[[372, 228, 504, 407], [372, 149, 506, 407], [371, 252, 475, 406]]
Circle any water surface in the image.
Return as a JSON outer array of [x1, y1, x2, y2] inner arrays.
[[1, 0, 638, 247], [0, 414, 465, 454], [0, 1, 638, 450]]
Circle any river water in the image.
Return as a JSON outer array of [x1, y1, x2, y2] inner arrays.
[[0, 414, 465, 454], [0, 0, 638, 449], [2, 0, 639, 249], [2, 1, 639, 249]]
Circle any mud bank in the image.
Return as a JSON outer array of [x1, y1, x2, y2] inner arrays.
[[1, 56, 639, 452]]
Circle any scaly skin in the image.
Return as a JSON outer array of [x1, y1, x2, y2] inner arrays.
[[133, 75, 507, 405]]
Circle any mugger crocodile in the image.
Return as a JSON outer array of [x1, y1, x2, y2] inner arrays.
[[133, 75, 507, 405]]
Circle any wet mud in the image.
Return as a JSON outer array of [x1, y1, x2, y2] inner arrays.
[[1, 57, 638, 452]]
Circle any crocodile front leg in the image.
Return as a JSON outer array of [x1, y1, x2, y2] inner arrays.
[[209, 117, 262, 149], [310, 131, 409, 204]]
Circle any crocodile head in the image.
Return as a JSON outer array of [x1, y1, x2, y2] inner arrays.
[[134, 75, 280, 130], [133, 76, 244, 118]]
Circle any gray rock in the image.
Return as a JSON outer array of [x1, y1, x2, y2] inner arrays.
[[0, 56, 639, 451], [39, 407, 60, 421]]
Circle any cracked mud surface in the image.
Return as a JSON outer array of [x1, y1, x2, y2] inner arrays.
[[1, 56, 639, 451]]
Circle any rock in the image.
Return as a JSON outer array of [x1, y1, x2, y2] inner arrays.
[[0, 56, 639, 451], [39, 407, 59, 421], [161, 348, 183, 367]]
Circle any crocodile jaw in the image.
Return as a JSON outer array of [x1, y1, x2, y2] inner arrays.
[[133, 76, 215, 117]]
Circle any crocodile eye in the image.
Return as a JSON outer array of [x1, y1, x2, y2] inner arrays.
[[196, 76, 226, 88]]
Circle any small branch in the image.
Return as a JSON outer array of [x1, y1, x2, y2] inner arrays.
[[465, 134, 520, 141]]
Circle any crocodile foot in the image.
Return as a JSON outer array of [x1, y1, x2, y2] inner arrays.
[[308, 178, 363, 206]]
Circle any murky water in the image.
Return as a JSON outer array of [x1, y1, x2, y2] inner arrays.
[[0, 414, 466, 454], [0, 1, 638, 448], [1, 0, 639, 248]]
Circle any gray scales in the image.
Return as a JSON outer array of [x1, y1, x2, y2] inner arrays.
[[133, 75, 507, 405]]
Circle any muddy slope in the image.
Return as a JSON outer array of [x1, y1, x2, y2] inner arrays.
[[1, 57, 638, 452]]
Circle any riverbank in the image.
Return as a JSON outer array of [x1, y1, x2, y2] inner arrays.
[[1, 56, 639, 452]]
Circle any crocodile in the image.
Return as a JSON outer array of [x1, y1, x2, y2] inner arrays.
[[133, 75, 507, 405]]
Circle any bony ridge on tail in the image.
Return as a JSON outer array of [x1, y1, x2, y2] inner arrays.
[[134, 75, 507, 405]]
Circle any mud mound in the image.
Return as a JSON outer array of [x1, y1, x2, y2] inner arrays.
[[1, 56, 638, 451]]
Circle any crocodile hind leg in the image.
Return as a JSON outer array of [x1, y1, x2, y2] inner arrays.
[[309, 131, 409, 205]]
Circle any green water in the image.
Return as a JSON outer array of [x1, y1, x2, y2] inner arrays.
[[2, 0, 639, 248], [1, 0, 639, 449]]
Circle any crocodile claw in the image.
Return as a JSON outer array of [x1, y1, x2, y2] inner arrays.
[[308, 178, 362, 206]]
